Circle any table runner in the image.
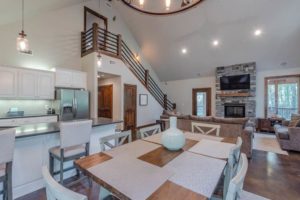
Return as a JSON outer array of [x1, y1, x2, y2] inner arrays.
[[163, 151, 226, 198], [105, 140, 160, 158], [88, 157, 173, 200], [188, 139, 235, 159]]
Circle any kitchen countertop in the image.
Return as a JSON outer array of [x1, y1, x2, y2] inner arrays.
[[0, 118, 123, 139], [0, 113, 58, 120]]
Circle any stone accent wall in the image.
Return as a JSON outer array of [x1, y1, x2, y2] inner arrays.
[[215, 62, 256, 118]]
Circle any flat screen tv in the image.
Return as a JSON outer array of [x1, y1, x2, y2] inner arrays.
[[220, 74, 250, 90]]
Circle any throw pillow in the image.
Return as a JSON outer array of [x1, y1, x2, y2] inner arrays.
[[289, 114, 300, 127]]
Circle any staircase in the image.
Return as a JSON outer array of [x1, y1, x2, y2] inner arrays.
[[81, 23, 176, 110]]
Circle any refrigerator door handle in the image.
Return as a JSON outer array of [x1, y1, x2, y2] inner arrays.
[[74, 98, 78, 118]]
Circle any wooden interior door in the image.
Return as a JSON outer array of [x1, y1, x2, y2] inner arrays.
[[98, 85, 113, 118], [124, 84, 137, 140], [192, 88, 212, 116]]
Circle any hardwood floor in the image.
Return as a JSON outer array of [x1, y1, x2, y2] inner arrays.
[[17, 150, 300, 200]]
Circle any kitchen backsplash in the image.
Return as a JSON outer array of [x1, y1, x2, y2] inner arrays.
[[0, 100, 55, 116]]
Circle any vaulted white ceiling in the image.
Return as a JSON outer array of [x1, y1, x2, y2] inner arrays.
[[0, 0, 86, 26], [113, 0, 300, 81]]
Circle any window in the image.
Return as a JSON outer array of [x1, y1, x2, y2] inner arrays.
[[265, 75, 300, 119], [192, 88, 211, 116]]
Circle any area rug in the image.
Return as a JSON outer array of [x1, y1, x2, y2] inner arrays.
[[253, 133, 288, 155], [242, 190, 270, 200]]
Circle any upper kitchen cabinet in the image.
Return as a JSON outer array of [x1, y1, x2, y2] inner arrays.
[[0, 67, 18, 98], [37, 72, 55, 99], [18, 69, 54, 100], [18, 69, 38, 99], [0, 66, 55, 100], [55, 69, 87, 89]]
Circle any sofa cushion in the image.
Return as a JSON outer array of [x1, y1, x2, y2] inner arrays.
[[213, 117, 248, 125], [189, 115, 213, 122], [277, 127, 290, 140], [289, 114, 300, 127], [296, 119, 300, 127]]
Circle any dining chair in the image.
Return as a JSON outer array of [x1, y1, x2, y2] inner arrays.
[[138, 124, 161, 139], [191, 122, 221, 136], [99, 130, 132, 152], [223, 137, 243, 198], [0, 129, 15, 200], [42, 166, 87, 200], [49, 120, 92, 185], [225, 153, 248, 200]]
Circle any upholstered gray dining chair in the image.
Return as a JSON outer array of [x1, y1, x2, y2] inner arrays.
[[42, 165, 87, 200], [49, 120, 92, 184], [0, 128, 15, 200]]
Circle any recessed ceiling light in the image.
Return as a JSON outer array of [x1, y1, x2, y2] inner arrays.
[[181, 48, 187, 54], [212, 40, 219, 46], [254, 29, 262, 36]]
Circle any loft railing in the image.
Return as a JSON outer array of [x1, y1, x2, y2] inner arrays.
[[81, 23, 176, 110]]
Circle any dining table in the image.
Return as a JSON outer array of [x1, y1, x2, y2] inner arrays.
[[74, 131, 237, 200]]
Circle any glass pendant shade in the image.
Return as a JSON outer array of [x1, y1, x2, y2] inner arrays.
[[16, 31, 29, 52], [97, 53, 102, 67]]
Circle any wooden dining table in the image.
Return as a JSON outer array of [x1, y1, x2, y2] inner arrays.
[[74, 131, 237, 200]]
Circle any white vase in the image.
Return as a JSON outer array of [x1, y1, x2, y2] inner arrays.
[[161, 116, 186, 151]]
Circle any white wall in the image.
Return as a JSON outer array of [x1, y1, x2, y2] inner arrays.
[[98, 76, 122, 122], [256, 67, 300, 117], [97, 53, 163, 126], [164, 76, 216, 115]]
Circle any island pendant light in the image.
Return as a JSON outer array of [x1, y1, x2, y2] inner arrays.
[[16, 0, 32, 54]]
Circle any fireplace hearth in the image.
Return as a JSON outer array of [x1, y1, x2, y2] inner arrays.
[[225, 104, 245, 118]]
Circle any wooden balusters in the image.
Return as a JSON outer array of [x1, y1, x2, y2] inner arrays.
[[145, 70, 149, 88], [92, 23, 98, 51], [164, 94, 168, 110], [117, 34, 122, 58]]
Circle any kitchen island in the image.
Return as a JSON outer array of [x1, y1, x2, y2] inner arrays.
[[0, 118, 122, 199]]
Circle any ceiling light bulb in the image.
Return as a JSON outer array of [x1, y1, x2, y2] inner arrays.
[[213, 40, 219, 46], [16, 34, 29, 52], [97, 59, 102, 67], [139, 0, 144, 6], [181, 48, 187, 54], [166, 0, 171, 10], [254, 29, 262, 36]]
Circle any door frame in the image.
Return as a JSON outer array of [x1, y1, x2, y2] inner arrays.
[[84, 6, 108, 31], [98, 84, 113, 118], [192, 88, 212, 116], [123, 84, 137, 132]]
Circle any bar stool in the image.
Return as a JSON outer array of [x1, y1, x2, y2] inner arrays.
[[0, 129, 16, 200], [49, 120, 92, 185]]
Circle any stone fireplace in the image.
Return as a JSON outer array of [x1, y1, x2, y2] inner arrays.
[[224, 104, 246, 118], [215, 62, 256, 118]]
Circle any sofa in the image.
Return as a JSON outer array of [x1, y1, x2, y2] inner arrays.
[[274, 114, 300, 152], [160, 112, 254, 158]]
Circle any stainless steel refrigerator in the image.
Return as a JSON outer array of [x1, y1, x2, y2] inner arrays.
[[56, 89, 89, 121]]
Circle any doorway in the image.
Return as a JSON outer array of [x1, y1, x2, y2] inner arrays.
[[98, 85, 113, 118], [192, 88, 212, 116], [124, 84, 137, 140]]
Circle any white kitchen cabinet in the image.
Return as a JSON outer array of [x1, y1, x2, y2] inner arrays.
[[37, 72, 55, 99], [72, 71, 87, 89], [18, 69, 38, 99], [55, 69, 73, 88], [0, 67, 18, 98], [55, 69, 87, 89], [0, 115, 58, 127]]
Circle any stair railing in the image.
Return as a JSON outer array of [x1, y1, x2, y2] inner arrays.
[[81, 23, 176, 110]]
